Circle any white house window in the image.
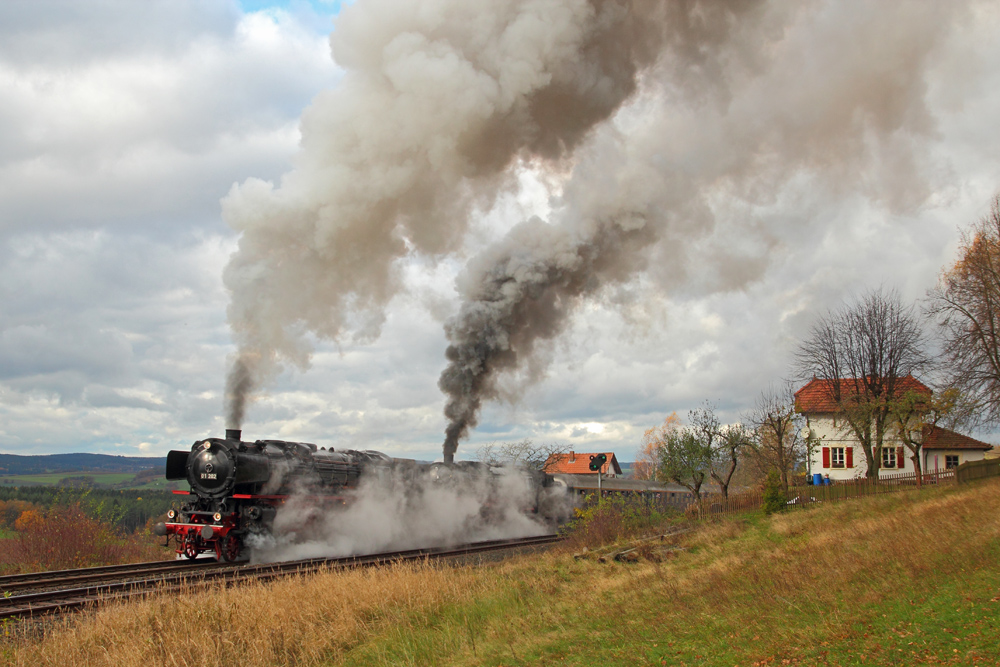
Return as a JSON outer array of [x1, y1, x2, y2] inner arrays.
[[831, 447, 845, 469], [882, 447, 896, 468], [946, 455, 959, 469]]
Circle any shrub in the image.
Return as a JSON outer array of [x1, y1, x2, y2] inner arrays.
[[762, 470, 786, 515], [565, 494, 677, 548], [10, 504, 168, 572]]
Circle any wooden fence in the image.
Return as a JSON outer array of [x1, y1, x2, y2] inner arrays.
[[686, 466, 962, 519], [956, 457, 1000, 483]]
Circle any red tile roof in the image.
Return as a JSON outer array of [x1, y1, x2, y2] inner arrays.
[[794, 376, 931, 413], [544, 452, 622, 475], [922, 425, 993, 451]]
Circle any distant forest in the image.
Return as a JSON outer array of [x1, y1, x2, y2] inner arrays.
[[0, 453, 166, 476]]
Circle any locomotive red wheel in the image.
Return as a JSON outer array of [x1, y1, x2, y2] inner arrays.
[[220, 534, 242, 562], [183, 535, 199, 559]]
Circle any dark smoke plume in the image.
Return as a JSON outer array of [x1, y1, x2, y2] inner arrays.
[[217, 0, 974, 456], [224, 355, 254, 429], [438, 0, 970, 459], [221, 0, 690, 422], [440, 220, 651, 461]]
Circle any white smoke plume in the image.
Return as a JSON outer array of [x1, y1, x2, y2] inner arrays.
[[245, 466, 564, 562], [219, 0, 981, 461], [221, 0, 702, 426], [439, 0, 975, 460]]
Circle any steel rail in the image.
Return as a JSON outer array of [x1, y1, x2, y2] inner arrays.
[[0, 534, 562, 619], [0, 559, 245, 597], [0, 558, 216, 588], [0, 559, 236, 595]]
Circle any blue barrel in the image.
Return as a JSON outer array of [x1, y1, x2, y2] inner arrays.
[[812, 473, 823, 486]]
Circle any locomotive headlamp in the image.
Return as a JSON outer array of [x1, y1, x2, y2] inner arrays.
[[213, 512, 223, 522], [167, 509, 176, 520]]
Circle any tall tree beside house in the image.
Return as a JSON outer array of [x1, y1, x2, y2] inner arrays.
[[635, 412, 680, 480], [927, 195, 1000, 428], [795, 288, 929, 478], [745, 384, 808, 492], [886, 388, 958, 487]]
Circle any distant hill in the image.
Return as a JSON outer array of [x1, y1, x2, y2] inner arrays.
[[0, 453, 166, 476]]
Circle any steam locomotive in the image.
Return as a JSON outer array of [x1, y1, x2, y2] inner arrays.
[[153, 429, 558, 561]]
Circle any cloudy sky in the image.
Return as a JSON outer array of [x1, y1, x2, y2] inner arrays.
[[1, 0, 999, 462]]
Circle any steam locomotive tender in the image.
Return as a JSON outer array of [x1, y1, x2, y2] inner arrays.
[[154, 429, 410, 561]]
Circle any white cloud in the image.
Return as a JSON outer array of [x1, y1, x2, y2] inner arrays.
[[0, 3, 338, 454], [1, 1, 1000, 465]]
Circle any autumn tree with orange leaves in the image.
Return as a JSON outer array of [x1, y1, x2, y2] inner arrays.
[[634, 413, 680, 480], [928, 194, 1000, 427]]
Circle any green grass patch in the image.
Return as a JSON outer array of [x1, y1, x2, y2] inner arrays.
[[338, 480, 1000, 667]]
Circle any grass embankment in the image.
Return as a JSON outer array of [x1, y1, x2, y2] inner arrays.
[[4, 480, 1000, 666]]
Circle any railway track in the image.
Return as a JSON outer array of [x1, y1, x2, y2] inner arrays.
[[0, 533, 562, 620], [0, 558, 234, 594]]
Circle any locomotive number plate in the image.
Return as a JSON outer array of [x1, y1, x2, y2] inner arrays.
[[201, 473, 217, 479]]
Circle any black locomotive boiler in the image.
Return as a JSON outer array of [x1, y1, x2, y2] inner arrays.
[[154, 429, 558, 561]]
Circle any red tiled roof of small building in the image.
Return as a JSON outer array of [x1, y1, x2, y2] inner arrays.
[[922, 425, 993, 451], [794, 376, 931, 413], [544, 451, 622, 475]]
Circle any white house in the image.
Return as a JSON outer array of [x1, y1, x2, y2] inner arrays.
[[795, 377, 993, 481]]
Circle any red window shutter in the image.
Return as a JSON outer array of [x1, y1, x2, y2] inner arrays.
[[897, 447, 905, 469], [822, 447, 830, 468], [846, 447, 854, 468]]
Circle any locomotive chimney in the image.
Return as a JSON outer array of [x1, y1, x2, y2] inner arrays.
[[226, 429, 242, 441]]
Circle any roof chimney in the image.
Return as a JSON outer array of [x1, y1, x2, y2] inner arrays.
[[569, 450, 575, 462]]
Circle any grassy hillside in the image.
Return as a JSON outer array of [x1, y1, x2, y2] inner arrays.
[[3, 479, 999, 666], [0, 473, 183, 491]]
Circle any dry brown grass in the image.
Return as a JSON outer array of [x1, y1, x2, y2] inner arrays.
[[4, 481, 999, 667], [2, 561, 502, 667], [622, 481, 1000, 621]]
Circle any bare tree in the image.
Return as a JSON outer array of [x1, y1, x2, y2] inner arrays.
[[927, 195, 1000, 427], [795, 288, 928, 478], [710, 423, 753, 499], [744, 384, 807, 492], [476, 439, 564, 472]]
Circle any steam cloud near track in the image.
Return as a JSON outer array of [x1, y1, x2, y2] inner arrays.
[[222, 0, 975, 460], [245, 467, 563, 562]]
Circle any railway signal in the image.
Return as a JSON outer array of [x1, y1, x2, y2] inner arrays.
[[589, 453, 607, 499]]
